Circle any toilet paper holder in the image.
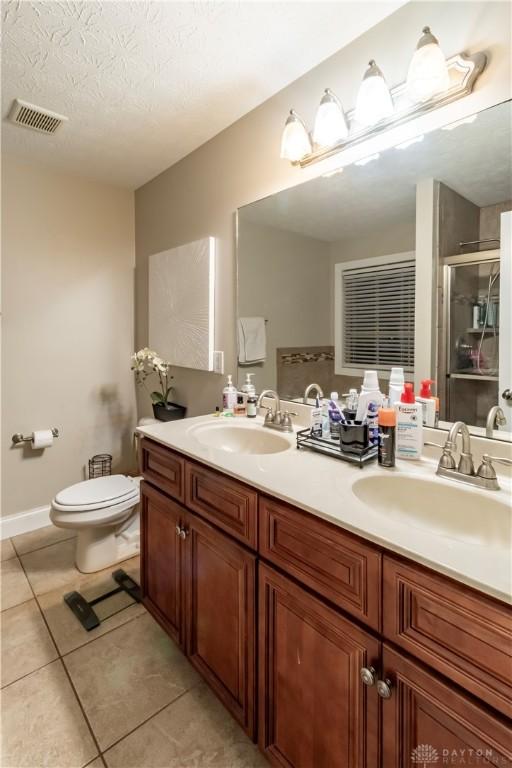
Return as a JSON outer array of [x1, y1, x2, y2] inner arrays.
[[12, 428, 59, 445]]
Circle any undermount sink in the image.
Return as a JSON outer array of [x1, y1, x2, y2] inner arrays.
[[352, 475, 511, 549], [190, 423, 291, 455]]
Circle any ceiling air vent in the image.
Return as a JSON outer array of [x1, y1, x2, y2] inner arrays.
[[8, 99, 68, 134]]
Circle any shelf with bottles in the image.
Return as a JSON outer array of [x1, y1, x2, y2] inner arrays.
[[464, 327, 499, 334]]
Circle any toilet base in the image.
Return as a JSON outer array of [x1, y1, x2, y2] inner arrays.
[[75, 510, 140, 573]]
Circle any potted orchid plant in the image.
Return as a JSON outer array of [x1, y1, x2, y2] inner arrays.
[[131, 348, 186, 422]]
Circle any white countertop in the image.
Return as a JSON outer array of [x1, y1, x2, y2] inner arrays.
[[137, 415, 512, 605]]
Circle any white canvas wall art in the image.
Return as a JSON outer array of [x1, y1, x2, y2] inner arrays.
[[149, 237, 215, 371]]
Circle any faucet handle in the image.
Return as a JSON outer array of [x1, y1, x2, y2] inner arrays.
[[424, 441, 456, 470], [281, 411, 297, 431], [478, 454, 512, 476]]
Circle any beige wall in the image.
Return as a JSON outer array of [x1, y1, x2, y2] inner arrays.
[[135, 1, 511, 418], [328, 219, 416, 265], [2, 158, 135, 518], [237, 219, 331, 392]]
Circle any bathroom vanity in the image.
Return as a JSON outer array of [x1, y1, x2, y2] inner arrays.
[[138, 418, 511, 767]]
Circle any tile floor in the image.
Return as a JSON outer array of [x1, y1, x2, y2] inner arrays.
[[1, 525, 266, 768]]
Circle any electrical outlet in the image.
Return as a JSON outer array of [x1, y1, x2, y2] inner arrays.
[[213, 351, 224, 374]]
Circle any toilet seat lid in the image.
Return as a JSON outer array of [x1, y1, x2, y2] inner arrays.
[[54, 475, 138, 509]]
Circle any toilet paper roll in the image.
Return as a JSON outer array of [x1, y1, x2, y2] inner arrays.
[[31, 429, 54, 449]]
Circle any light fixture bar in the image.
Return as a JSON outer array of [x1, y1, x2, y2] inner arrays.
[[297, 51, 485, 168]]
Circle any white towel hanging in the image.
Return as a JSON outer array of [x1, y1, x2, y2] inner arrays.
[[238, 317, 267, 364]]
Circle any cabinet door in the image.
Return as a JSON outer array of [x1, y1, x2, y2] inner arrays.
[[381, 644, 512, 768], [259, 563, 380, 768], [185, 512, 256, 738], [140, 481, 185, 647]]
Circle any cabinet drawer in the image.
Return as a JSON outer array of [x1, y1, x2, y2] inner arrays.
[[185, 462, 258, 549], [140, 438, 184, 502], [259, 495, 381, 631], [383, 556, 512, 717]]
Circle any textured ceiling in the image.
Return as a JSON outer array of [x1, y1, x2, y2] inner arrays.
[[240, 100, 512, 242], [1, 0, 404, 189]]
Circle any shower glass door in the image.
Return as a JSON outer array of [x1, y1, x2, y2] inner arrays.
[[445, 254, 500, 428]]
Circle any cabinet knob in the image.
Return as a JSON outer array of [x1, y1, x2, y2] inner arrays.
[[360, 666, 377, 687], [502, 388, 512, 402], [178, 527, 189, 540], [175, 524, 181, 537], [376, 678, 393, 699]]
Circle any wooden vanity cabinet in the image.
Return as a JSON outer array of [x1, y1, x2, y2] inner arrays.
[[140, 480, 185, 647], [259, 563, 380, 768], [381, 645, 512, 768], [140, 437, 512, 766], [140, 476, 256, 736], [185, 512, 256, 737]]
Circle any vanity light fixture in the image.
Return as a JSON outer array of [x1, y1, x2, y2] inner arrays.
[[354, 153, 380, 166], [313, 89, 348, 147], [395, 134, 425, 150], [406, 27, 450, 102], [354, 60, 394, 127], [280, 109, 312, 162], [280, 31, 486, 168]]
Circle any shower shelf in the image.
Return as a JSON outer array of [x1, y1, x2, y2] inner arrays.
[[450, 372, 498, 381], [464, 328, 499, 334]]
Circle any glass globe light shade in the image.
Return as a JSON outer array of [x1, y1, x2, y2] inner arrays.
[[354, 60, 394, 127], [313, 89, 348, 147], [406, 27, 450, 102], [280, 110, 312, 162]]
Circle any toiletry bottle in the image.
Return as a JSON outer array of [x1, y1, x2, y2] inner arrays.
[[311, 396, 323, 437], [321, 397, 330, 437], [416, 379, 436, 427], [388, 367, 405, 406], [241, 373, 256, 397], [366, 401, 380, 448], [328, 394, 345, 440], [395, 383, 423, 460], [246, 393, 258, 418], [344, 388, 359, 421], [234, 394, 246, 417], [222, 374, 237, 414], [378, 407, 396, 467], [356, 371, 384, 422]]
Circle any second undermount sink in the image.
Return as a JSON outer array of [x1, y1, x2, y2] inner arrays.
[[352, 474, 511, 549], [190, 423, 292, 455]]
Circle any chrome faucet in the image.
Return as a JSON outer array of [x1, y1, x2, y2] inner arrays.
[[427, 420, 510, 490], [486, 406, 507, 438], [257, 389, 295, 433], [303, 383, 324, 404]]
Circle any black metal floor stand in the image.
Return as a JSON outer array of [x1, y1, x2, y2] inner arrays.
[[64, 569, 142, 631]]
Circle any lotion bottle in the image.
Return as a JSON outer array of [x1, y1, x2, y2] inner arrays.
[[416, 379, 436, 427], [395, 383, 423, 460]]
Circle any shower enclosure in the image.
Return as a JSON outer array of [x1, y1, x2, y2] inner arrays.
[[441, 250, 501, 428]]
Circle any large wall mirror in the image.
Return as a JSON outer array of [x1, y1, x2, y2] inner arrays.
[[237, 99, 512, 441]]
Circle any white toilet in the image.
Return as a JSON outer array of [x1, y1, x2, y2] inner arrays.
[[50, 475, 141, 574]]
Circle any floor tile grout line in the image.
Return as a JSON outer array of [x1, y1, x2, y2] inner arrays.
[[1, 656, 60, 691], [59, 609, 146, 659], [100, 679, 204, 756], [0, 593, 39, 614], [11, 532, 75, 559], [16, 551, 104, 762], [59, 657, 104, 763]]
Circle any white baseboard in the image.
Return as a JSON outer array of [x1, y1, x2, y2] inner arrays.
[[0, 505, 51, 540]]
